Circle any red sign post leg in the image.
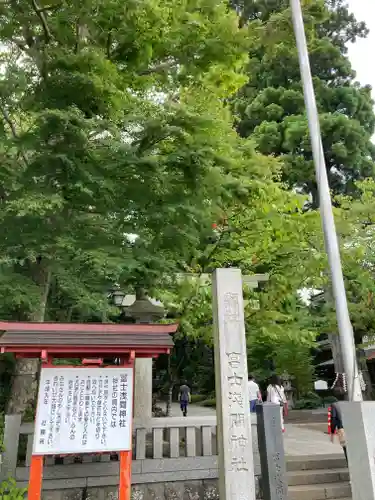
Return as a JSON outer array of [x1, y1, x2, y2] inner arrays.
[[119, 450, 132, 500], [119, 354, 134, 500], [28, 455, 44, 500]]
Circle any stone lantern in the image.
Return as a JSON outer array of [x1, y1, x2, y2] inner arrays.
[[281, 371, 294, 409], [110, 287, 166, 425]]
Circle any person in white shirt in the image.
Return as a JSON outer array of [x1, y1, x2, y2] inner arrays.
[[267, 374, 286, 432], [248, 374, 262, 413]]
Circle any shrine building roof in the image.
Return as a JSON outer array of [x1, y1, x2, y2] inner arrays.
[[0, 321, 177, 358]]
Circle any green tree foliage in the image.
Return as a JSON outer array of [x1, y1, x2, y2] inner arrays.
[[158, 149, 325, 391], [0, 0, 255, 413], [232, 0, 375, 207], [301, 179, 375, 396], [334, 180, 375, 344], [3, 0, 372, 408], [0, 0, 250, 323], [164, 175, 375, 395], [165, 0, 375, 396], [226, 0, 375, 392]]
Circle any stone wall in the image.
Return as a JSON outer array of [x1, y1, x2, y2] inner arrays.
[[41, 477, 261, 500], [23, 423, 261, 500], [7, 418, 260, 500]]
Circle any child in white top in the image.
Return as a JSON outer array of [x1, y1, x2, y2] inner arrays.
[[267, 374, 286, 432]]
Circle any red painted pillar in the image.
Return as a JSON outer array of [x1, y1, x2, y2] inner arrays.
[[28, 455, 44, 500]]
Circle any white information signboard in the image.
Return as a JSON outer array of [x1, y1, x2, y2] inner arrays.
[[314, 379, 328, 391], [33, 367, 133, 455]]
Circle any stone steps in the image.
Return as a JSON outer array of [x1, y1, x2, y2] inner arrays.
[[288, 483, 351, 500], [287, 455, 351, 500], [287, 468, 349, 486], [287, 454, 347, 471]]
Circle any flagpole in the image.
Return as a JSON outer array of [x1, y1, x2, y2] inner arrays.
[[290, 0, 362, 401]]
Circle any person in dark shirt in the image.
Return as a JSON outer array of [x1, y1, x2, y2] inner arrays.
[[178, 381, 191, 417], [330, 391, 347, 463]]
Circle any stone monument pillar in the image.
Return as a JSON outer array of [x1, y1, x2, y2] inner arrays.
[[257, 404, 288, 500], [212, 268, 256, 500], [340, 401, 375, 500]]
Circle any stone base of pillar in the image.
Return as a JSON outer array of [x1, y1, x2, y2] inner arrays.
[[340, 401, 375, 500]]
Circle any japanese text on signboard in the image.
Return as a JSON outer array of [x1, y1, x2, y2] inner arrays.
[[34, 367, 133, 455]]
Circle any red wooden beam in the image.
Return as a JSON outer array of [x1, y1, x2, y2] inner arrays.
[[0, 346, 171, 358], [0, 321, 178, 334]]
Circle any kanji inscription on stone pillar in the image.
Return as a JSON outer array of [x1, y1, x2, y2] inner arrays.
[[212, 268, 256, 500]]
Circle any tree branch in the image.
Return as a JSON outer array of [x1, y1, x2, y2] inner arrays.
[[138, 60, 177, 76], [0, 104, 29, 167], [361, 219, 375, 228], [178, 229, 228, 319], [38, 3, 62, 13], [11, 38, 29, 51], [0, 105, 19, 139], [30, 0, 52, 42], [74, 19, 80, 53]]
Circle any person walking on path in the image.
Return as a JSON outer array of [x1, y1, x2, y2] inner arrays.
[[267, 374, 287, 432], [330, 391, 348, 463], [248, 374, 262, 413], [178, 381, 191, 417]]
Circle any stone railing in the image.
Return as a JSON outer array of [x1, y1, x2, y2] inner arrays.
[[0, 414, 260, 499]]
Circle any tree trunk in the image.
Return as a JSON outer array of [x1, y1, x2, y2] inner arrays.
[[329, 333, 344, 374], [7, 261, 51, 416]]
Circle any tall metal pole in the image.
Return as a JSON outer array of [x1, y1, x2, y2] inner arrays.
[[290, 0, 362, 401]]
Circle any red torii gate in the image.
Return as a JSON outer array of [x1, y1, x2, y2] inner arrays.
[[0, 321, 177, 500]]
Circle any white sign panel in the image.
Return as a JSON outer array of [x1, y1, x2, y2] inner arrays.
[[314, 379, 328, 391], [34, 367, 133, 455]]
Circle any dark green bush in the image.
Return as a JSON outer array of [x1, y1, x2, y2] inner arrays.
[[302, 391, 322, 402], [190, 394, 207, 404], [294, 398, 322, 410], [322, 395, 338, 405], [0, 478, 27, 499], [0, 353, 15, 413], [202, 398, 216, 407]]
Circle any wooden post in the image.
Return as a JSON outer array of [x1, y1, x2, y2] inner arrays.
[[212, 268, 256, 500], [28, 455, 44, 500]]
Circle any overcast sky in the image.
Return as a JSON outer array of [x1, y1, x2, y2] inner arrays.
[[347, 0, 375, 102]]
